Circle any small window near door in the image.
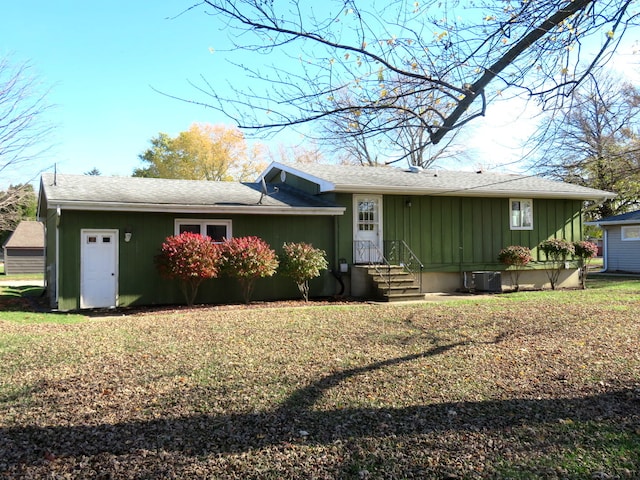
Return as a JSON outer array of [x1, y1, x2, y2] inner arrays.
[[510, 199, 533, 230], [622, 226, 640, 241], [358, 200, 377, 231], [175, 219, 232, 243], [102, 236, 111, 243], [87, 236, 97, 244]]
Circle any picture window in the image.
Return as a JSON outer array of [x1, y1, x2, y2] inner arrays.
[[174, 219, 232, 243]]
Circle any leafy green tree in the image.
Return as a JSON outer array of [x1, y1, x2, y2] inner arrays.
[[155, 232, 222, 306], [220, 236, 278, 304], [133, 123, 265, 181], [279, 242, 328, 301]]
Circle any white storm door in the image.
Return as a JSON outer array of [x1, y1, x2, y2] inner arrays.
[[81, 230, 118, 309], [353, 195, 383, 264]]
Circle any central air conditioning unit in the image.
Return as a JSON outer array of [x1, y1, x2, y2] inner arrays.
[[471, 271, 502, 293]]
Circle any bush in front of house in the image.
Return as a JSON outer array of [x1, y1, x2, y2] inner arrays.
[[539, 238, 575, 290], [497, 245, 532, 292], [573, 240, 599, 289], [279, 242, 329, 301], [220, 236, 279, 304], [155, 232, 222, 306]]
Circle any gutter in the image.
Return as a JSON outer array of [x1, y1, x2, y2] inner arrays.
[[49, 202, 345, 216], [330, 185, 615, 201], [585, 219, 640, 227]]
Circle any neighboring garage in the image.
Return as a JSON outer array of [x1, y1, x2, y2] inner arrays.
[[586, 210, 640, 274], [2, 221, 45, 275]]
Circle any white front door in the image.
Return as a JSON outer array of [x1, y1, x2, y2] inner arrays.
[[80, 229, 118, 309], [353, 195, 383, 264]]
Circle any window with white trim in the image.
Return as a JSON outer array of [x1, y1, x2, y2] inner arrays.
[[174, 219, 232, 243], [510, 199, 533, 230], [621, 225, 640, 241]]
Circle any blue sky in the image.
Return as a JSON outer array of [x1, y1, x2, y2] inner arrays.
[[2, 2, 638, 189], [2, 1, 254, 185]]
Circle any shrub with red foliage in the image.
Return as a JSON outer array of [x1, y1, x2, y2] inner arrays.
[[220, 236, 278, 304], [155, 232, 222, 306], [574, 240, 599, 289], [498, 245, 533, 292]]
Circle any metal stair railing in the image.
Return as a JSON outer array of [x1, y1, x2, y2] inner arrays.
[[354, 240, 424, 296], [354, 240, 392, 295], [384, 240, 424, 292]]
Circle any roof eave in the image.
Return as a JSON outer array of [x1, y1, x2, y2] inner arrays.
[[48, 201, 345, 216], [585, 219, 640, 226], [332, 185, 615, 200]]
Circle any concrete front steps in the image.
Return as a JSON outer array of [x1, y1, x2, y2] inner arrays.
[[367, 265, 425, 302]]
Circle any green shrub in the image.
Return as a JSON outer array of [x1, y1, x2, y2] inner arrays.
[[220, 236, 279, 304], [155, 232, 221, 306], [279, 242, 328, 301]]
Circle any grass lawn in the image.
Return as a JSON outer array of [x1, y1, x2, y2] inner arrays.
[[1, 278, 639, 479]]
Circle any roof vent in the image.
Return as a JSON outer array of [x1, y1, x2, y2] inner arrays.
[[408, 165, 423, 173]]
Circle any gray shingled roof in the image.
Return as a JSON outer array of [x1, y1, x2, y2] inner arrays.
[[3, 221, 44, 249], [39, 173, 343, 214], [586, 209, 640, 225], [266, 163, 616, 200]]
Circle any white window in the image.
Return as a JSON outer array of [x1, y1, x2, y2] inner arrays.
[[510, 199, 533, 230], [174, 219, 232, 243], [621, 225, 640, 241]]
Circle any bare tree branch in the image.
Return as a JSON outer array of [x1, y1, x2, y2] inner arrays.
[[169, 0, 638, 157]]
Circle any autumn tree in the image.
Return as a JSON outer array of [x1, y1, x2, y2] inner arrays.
[[1, 56, 53, 224], [134, 123, 265, 181], [176, 1, 637, 153], [533, 74, 640, 220]]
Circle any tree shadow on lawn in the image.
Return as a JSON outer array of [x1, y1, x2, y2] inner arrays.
[[2, 341, 639, 474]]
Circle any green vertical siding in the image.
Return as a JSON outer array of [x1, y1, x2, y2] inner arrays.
[[382, 195, 584, 272], [48, 192, 585, 309], [335, 193, 354, 265], [54, 210, 337, 310]]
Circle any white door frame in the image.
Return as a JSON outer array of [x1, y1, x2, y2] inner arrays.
[[80, 229, 118, 309], [353, 194, 383, 264]]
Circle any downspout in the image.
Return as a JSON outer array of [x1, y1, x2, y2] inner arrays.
[[55, 206, 61, 308], [602, 228, 608, 272], [459, 198, 465, 290], [331, 215, 346, 296]]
